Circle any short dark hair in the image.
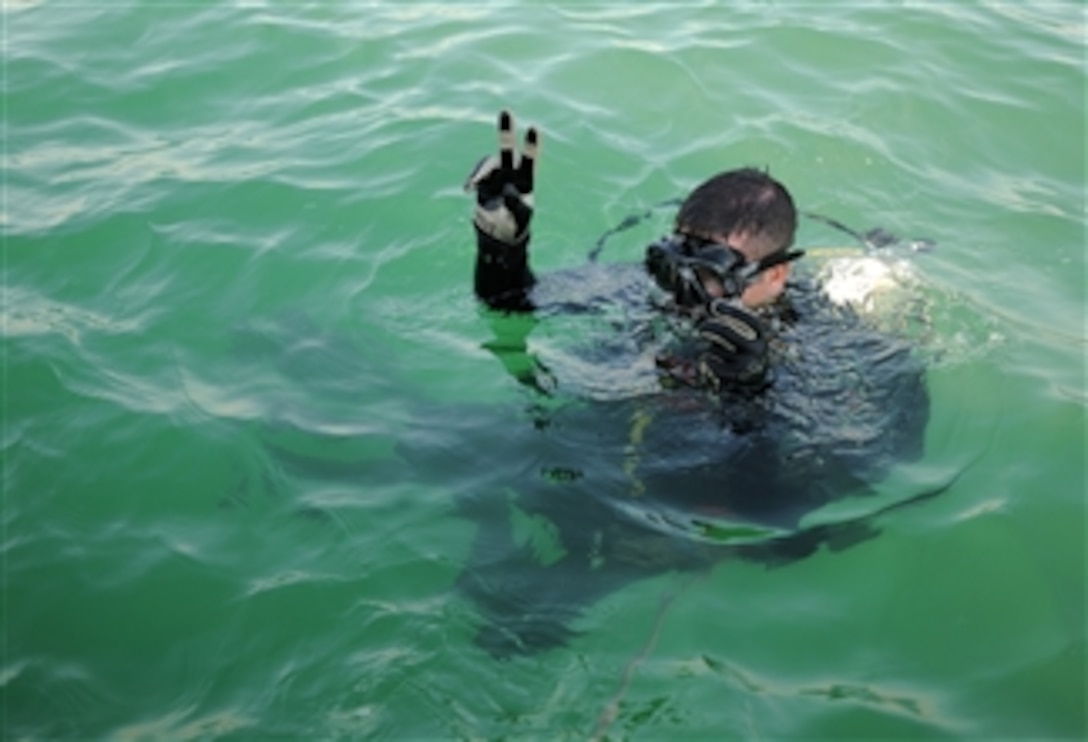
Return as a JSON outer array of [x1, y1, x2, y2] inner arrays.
[[675, 168, 797, 258]]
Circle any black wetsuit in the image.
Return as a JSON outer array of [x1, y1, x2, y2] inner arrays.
[[458, 246, 930, 657]]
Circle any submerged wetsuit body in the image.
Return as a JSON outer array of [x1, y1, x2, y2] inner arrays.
[[457, 239, 929, 657], [476, 248, 928, 522], [457, 113, 928, 656]]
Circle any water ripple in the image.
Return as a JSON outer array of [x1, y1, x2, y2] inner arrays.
[[4, 2, 1084, 739]]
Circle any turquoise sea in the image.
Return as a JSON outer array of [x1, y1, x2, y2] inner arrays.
[[3, 2, 1085, 740]]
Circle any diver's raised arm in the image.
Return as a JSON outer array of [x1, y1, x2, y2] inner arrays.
[[464, 110, 539, 312]]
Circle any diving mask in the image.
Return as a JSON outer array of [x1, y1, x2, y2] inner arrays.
[[645, 233, 804, 306]]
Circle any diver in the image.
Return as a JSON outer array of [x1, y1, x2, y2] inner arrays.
[[455, 110, 932, 657], [465, 110, 800, 394]]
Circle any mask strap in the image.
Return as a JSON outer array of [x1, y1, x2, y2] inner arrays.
[[722, 248, 804, 297], [753, 248, 805, 274]]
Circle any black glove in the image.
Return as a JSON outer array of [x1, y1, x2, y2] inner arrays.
[[696, 299, 769, 390], [464, 110, 538, 247]]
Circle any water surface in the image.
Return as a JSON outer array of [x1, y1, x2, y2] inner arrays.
[[3, 3, 1085, 739]]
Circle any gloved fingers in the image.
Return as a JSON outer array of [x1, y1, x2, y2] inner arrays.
[[697, 354, 731, 390], [464, 153, 499, 193], [515, 126, 539, 194], [699, 350, 766, 388], [474, 202, 520, 243], [502, 183, 533, 235], [468, 112, 537, 200], [696, 324, 739, 354], [499, 110, 516, 175], [707, 300, 762, 342], [696, 302, 769, 390], [714, 312, 759, 343]]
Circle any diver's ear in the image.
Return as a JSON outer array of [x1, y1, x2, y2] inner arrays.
[[767, 262, 790, 286]]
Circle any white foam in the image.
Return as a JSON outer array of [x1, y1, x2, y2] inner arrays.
[[819, 256, 915, 315]]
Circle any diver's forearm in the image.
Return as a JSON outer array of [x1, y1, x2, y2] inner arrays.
[[473, 226, 536, 312]]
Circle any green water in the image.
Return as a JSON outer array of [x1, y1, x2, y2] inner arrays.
[[4, 2, 1085, 739]]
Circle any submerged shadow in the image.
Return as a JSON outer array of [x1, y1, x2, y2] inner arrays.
[[443, 288, 941, 659], [443, 391, 945, 659]]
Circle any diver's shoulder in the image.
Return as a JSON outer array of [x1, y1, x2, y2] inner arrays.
[[767, 275, 846, 326], [769, 273, 925, 371]]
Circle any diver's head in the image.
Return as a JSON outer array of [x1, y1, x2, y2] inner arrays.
[[673, 168, 798, 308]]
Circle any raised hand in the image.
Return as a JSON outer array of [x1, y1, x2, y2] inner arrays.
[[696, 299, 769, 389], [465, 110, 540, 246]]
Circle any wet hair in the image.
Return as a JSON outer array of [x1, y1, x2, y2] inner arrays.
[[675, 168, 797, 259]]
